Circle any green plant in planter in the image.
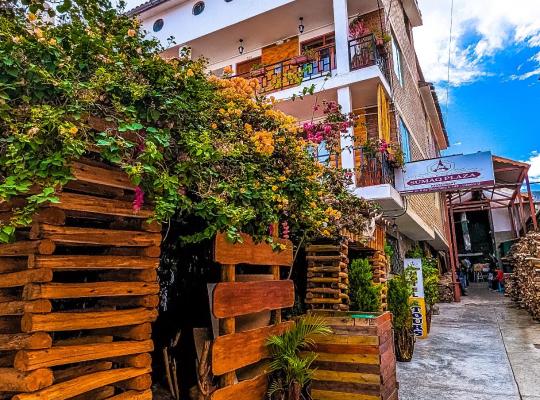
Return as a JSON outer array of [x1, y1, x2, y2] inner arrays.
[[267, 315, 331, 400], [349, 258, 381, 312], [388, 267, 416, 361]]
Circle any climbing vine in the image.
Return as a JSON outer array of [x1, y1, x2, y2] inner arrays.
[[0, 0, 378, 245]]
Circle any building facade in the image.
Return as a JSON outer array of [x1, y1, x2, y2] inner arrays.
[[131, 0, 451, 265]]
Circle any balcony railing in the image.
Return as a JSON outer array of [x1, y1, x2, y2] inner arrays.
[[314, 146, 395, 187], [233, 45, 336, 94], [355, 147, 395, 187], [348, 34, 389, 81]]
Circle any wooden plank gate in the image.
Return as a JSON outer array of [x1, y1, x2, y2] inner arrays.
[[0, 160, 161, 400], [210, 232, 295, 400]]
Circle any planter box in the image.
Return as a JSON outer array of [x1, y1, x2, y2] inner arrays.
[[310, 311, 398, 400]]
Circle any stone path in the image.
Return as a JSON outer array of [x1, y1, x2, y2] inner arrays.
[[397, 284, 540, 400]]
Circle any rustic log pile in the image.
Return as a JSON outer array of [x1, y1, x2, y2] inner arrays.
[[305, 239, 350, 311], [0, 160, 160, 399], [310, 311, 398, 400], [437, 272, 455, 303], [369, 251, 389, 311], [210, 233, 295, 400], [505, 231, 540, 320]]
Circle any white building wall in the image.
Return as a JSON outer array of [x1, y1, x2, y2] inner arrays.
[[139, 0, 294, 47]]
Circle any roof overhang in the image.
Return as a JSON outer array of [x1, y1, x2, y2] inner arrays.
[[419, 81, 449, 150], [448, 155, 530, 210], [402, 0, 423, 27]]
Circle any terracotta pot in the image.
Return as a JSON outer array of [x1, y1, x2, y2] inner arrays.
[[290, 55, 309, 65]]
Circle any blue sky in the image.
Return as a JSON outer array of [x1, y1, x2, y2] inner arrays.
[[414, 0, 540, 182]]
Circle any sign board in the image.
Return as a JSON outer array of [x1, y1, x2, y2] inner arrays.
[[405, 258, 424, 298], [395, 151, 495, 194], [405, 258, 428, 338], [410, 297, 428, 339]]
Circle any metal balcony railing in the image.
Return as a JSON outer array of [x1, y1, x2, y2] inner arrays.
[[313, 146, 395, 187], [233, 45, 336, 94], [348, 33, 389, 81], [355, 147, 395, 187]]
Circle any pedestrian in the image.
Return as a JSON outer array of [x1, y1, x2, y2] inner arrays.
[[496, 268, 504, 293], [462, 258, 472, 287], [487, 269, 494, 291], [458, 267, 467, 296]]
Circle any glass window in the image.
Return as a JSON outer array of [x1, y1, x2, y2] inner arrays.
[[192, 1, 205, 15], [399, 118, 411, 163], [152, 19, 164, 32], [391, 34, 404, 86]]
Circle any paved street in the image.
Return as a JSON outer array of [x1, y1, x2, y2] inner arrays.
[[398, 284, 540, 400]]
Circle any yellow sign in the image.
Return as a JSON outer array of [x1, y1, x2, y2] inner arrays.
[[409, 297, 428, 339]]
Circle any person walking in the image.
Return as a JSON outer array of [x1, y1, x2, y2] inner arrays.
[[487, 269, 494, 291], [496, 268, 504, 293]]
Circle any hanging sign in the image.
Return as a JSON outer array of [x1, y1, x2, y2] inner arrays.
[[395, 151, 495, 194]]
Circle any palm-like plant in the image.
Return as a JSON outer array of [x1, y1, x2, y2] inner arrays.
[[267, 315, 332, 400]]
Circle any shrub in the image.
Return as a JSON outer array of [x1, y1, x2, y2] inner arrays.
[[349, 258, 381, 312]]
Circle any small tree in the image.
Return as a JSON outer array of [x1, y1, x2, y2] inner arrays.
[[349, 258, 381, 312], [267, 315, 332, 400]]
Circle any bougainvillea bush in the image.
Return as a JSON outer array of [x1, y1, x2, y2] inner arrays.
[[0, 0, 378, 245]]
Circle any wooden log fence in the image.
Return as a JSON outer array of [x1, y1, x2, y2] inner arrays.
[[0, 159, 161, 399], [306, 239, 350, 311]]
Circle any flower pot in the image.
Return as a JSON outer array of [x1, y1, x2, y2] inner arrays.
[[394, 327, 415, 362], [250, 68, 265, 77], [290, 55, 309, 66]]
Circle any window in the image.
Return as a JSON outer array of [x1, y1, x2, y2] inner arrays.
[[192, 1, 205, 15], [399, 118, 411, 163], [152, 19, 164, 32], [391, 34, 404, 86]]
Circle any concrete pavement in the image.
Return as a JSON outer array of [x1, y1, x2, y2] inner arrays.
[[397, 283, 540, 400]]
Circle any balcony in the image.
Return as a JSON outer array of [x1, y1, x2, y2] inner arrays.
[[232, 45, 336, 94], [355, 147, 395, 187], [348, 34, 389, 82]]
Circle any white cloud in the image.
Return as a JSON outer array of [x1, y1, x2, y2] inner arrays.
[[453, 142, 462, 146], [525, 152, 540, 183], [415, 0, 540, 85]]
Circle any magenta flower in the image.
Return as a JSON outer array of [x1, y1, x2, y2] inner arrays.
[[133, 186, 144, 212]]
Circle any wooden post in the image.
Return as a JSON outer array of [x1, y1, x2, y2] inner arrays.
[[271, 223, 281, 324], [525, 174, 538, 230], [219, 264, 236, 386]]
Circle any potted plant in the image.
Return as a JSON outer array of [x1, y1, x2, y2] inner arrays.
[[349, 258, 382, 312], [267, 315, 331, 400], [250, 63, 265, 77], [291, 48, 318, 66], [349, 16, 370, 39], [388, 268, 416, 361]]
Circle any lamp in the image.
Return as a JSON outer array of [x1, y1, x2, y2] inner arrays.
[[238, 39, 244, 55], [298, 17, 305, 34]]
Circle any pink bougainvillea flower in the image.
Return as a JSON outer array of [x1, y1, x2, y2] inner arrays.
[[133, 186, 144, 212]]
